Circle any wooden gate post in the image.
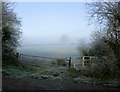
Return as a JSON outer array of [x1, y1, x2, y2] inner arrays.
[[16, 53, 19, 61], [69, 57, 71, 68], [16, 53, 20, 65]]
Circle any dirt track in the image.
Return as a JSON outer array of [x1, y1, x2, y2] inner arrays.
[[2, 77, 119, 91]]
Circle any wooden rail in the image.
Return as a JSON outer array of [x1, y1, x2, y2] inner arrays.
[[16, 53, 72, 68], [21, 54, 62, 60]]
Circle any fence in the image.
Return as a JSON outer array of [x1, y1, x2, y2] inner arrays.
[[16, 53, 72, 68]]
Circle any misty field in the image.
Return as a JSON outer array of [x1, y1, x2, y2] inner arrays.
[[17, 44, 79, 57]]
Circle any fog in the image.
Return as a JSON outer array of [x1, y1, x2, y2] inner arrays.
[[17, 44, 80, 58]]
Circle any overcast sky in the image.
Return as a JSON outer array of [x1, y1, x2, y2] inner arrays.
[[14, 2, 95, 46]]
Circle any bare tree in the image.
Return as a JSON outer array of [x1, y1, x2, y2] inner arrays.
[[87, 2, 120, 68], [59, 34, 70, 45], [77, 39, 90, 56]]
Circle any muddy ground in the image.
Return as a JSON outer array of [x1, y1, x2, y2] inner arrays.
[[2, 77, 119, 91]]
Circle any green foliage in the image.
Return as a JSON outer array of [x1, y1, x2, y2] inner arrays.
[[2, 65, 35, 78], [68, 68, 80, 78], [2, 2, 22, 66], [2, 52, 19, 67]]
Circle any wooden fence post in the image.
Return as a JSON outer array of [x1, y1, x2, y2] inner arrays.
[[69, 57, 71, 68], [16, 53, 19, 61], [16, 53, 20, 65]]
